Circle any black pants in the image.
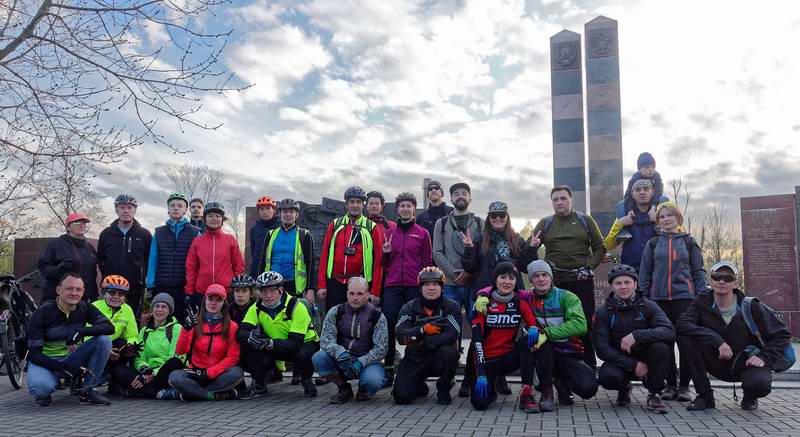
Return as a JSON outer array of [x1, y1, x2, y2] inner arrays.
[[657, 299, 692, 388], [110, 357, 185, 398], [240, 341, 319, 381], [382, 286, 420, 368], [127, 287, 145, 319], [534, 341, 598, 399], [160, 286, 188, 321], [598, 342, 670, 394], [470, 338, 535, 410], [677, 335, 772, 399], [554, 279, 596, 367], [392, 345, 459, 404], [324, 279, 349, 312]]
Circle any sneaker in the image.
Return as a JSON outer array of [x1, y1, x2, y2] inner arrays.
[[35, 396, 52, 407], [615, 229, 633, 243], [677, 387, 692, 402], [496, 375, 512, 395], [436, 390, 452, 405], [156, 388, 181, 400], [686, 391, 715, 411], [458, 379, 471, 398], [355, 388, 369, 401], [539, 385, 555, 412], [213, 388, 239, 401], [647, 393, 668, 414], [241, 381, 268, 400], [302, 379, 318, 398], [616, 381, 632, 407], [554, 379, 574, 406], [518, 386, 540, 414], [79, 389, 111, 405], [661, 386, 678, 401], [741, 397, 758, 411], [330, 384, 354, 404]]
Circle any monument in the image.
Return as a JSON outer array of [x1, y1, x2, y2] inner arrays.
[[549, 30, 587, 212], [740, 188, 800, 336]]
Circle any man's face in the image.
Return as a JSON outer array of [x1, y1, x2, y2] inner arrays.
[[259, 286, 282, 306], [427, 185, 443, 203], [347, 198, 364, 216], [639, 164, 656, 178], [611, 276, 637, 300], [421, 282, 442, 300], [189, 201, 203, 218], [233, 288, 252, 306], [366, 197, 383, 216], [495, 273, 516, 294], [205, 212, 223, 229], [551, 190, 573, 217], [167, 200, 187, 220], [531, 272, 552, 294], [116, 204, 136, 223], [632, 185, 653, 206], [57, 276, 85, 305], [397, 201, 415, 221], [710, 268, 737, 296], [104, 289, 126, 308], [346, 283, 370, 309], [451, 189, 471, 211], [258, 205, 275, 220], [280, 209, 298, 226]]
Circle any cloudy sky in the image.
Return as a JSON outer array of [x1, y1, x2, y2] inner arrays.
[[92, 0, 800, 230]]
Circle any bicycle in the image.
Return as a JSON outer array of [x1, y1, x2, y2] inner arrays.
[[0, 271, 38, 389]]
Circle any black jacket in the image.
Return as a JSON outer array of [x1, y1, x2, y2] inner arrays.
[[396, 297, 462, 363], [189, 218, 206, 234], [676, 289, 792, 370], [462, 233, 538, 292], [255, 226, 316, 291], [96, 219, 152, 290], [249, 218, 281, 277], [416, 203, 454, 242], [37, 234, 99, 302], [593, 293, 675, 371]]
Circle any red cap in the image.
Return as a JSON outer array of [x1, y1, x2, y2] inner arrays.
[[64, 212, 90, 225], [205, 284, 227, 300]]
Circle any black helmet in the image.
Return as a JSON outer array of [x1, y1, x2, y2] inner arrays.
[[114, 194, 138, 208], [256, 271, 284, 288], [608, 264, 639, 283], [344, 186, 367, 201], [276, 198, 300, 211], [203, 201, 225, 217], [232, 274, 256, 288], [395, 192, 417, 206]]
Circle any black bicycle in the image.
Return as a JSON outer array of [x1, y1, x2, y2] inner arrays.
[[0, 272, 37, 389]]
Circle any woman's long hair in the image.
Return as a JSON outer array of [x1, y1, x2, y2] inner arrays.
[[194, 296, 232, 339], [481, 213, 521, 258]]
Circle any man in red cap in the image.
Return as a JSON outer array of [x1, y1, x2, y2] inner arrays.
[[38, 212, 100, 302]]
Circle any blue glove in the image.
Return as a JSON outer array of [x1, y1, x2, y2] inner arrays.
[[474, 375, 489, 400], [336, 351, 352, 372], [527, 326, 540, 349], [350, 359, 364, 377]]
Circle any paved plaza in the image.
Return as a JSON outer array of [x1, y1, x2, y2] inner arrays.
[[2, 376, 800, 437]]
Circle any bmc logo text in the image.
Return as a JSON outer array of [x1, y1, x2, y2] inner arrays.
[[486, 314, 521, 325]]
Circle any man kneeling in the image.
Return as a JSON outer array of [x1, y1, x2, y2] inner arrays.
[[594, 264, 674, 413], [313, 277, 388, 403], [392, 267, 461, 405]]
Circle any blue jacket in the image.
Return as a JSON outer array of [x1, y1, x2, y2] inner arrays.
[[146, 218, 201, 289], [639, 231, 706, 301], [620, 210, 658, 269]]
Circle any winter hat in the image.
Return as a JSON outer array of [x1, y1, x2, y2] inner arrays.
[[492, 262, 518, 283], [527, 260, 553, 280], [151, 293, 175, 314], [637, 152, 656, 169]]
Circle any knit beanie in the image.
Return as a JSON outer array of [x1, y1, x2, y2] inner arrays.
[[151, 293, 175, 314], [637, 152, 656, 169], [492, 261, 518, 284], [527, 260, 553, 280]]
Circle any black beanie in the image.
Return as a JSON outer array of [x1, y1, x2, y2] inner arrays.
[[637, 152, 656, 169], [492, 261, 518, 284]]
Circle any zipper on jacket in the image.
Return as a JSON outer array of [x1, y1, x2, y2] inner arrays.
[[667, 234, 673, 300], [212, 232, 216, 285]]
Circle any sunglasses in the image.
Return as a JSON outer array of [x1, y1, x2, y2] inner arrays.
[[427, 186, 441, 192], [710, 273, 736, 283], [489, 212, 507, 219]]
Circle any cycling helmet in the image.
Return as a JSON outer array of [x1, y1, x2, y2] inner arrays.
[[232, 274, 256, 288], [114, 194, 138, 208], [256, 196, 276, 208], [167, 192, 189, 206], [395, 192, 417, 206], [276, 198, 300, 211], [101, 275, 130, 293], [203, 201, 225, 217], [366, 190, 385, 205], [607, 264, 639, 283], [256, 271, 284, 288], [418, 267, 445, 286], [344, 186, 367, 201]]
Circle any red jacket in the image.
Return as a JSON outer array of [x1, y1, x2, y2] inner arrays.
[[176, 320, 240, 379], [185, 228, 245, 294], [318, 215, 384, 296]]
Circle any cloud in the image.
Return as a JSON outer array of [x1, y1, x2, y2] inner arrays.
[[689, 113, 722, 130]]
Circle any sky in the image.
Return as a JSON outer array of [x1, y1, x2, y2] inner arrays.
[[90, 0, 800, 231]]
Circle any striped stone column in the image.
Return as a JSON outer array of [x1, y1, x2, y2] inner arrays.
[[585, 16, 623, 234], [550, 30, 587, 212]]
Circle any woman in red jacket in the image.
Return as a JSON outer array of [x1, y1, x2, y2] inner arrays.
[[185, 202, 245, 309], [162, 284, 244, 400]]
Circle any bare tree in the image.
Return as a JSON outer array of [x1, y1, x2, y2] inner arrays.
[[165, 163, 223, 202], [700, 202, 744, 289], [669, 177, 693, 233], [225, 194, 246, 246]]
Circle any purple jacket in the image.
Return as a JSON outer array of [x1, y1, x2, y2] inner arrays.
[[383, 222, 432, 287]]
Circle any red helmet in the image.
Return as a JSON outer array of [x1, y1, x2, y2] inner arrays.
[[256, 196, 276, 208]]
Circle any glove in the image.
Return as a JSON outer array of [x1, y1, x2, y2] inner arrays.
[[182, 309, 197, 331], [138, 366, 153, 376], [65, 328, 83, 346], [56, 259, 76, 276], [247, 330, 269, 351], [474, 375, 489, 400], [336, 351, 353, 372], [534, 332, 548, 350], [62, 362, 84, 380], [474, 296, 490, 314], [184, 367, 209, 383], [349, 359, 364, 377], [421, 323, 442, 335], [527, 326, 540, 349], [576, 266, 594, 281]]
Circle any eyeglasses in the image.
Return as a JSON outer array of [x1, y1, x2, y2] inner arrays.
[[710, 273, 736, 283], [489, 213, 507, 219], [427, 186, 441, 192], [105, 290, 126, 297]]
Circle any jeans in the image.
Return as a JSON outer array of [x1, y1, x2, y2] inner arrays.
[[168, 366, 245, 401], [27, 335, 112, 400], [382, 286, 420, 367], [312, 351, 386, 395], [443, 285, 472, 322]]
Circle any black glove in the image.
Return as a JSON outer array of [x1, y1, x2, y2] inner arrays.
[[56, 259, 77, 276], [62, 362, 85, 380], [184, 367, 209, 383], [182, 308, 197, 331], [576, 266, 594, 281], [65, 328, 83, 346], [247, 330, 270, 350], [138, 365, 153, 376]]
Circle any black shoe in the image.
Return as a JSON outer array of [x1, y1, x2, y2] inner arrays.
[[661, 386, 678, 401], [302, 379, 318, 398], [35, 396, 52, 407], [741, 397, 758, 411], [458, 379, 471, 397], [314, 377, 330, 386], [496, 375, 512, 395], [241, 381, 268, 400], [79, 389, 111, 405], [616, 381, 632, 407], [268, 369, 284, 384], [214, 389, 239, 401], [647, 393, 668, 414], [677, 387, 692, 402], [686, 391, 715, 411], [355, 387, 369, 401], [291, 375, 302, 385], [554, 379, 574, 406], [330, 384, 354, 404], [436, 390, 452, 405]]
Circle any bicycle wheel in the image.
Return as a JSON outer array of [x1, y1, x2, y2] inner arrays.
[[1, 322, 23, 389]]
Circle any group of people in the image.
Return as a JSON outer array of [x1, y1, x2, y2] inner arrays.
[[27, 152, 792, 416]]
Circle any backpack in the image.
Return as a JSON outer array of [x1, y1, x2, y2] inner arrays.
[[436, 214, 483, 251], [647, 234, 698, 266], [540, 211, 590, 242], [740, 297, 796, 372]]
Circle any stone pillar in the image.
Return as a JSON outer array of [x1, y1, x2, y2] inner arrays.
[[423, 177, 431, 209], [550, 30, 587, 212], [584, 16, 623, 234]]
